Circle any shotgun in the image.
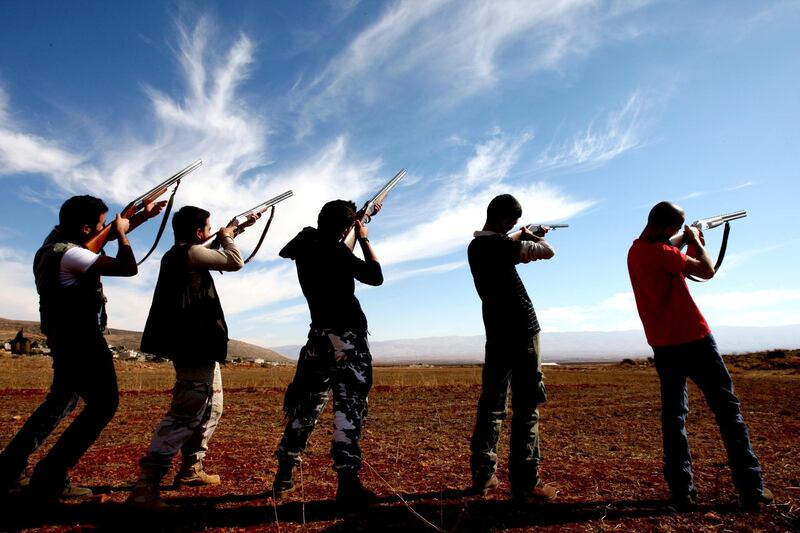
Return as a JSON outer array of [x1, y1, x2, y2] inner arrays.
[[673, 209, 747, 281], [85, 160, 202, 256], [343, 168, 406, 249], [203, 190, 293, 263]]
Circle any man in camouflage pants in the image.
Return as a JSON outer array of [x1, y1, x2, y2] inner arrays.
[[274, 200, 383, 511]]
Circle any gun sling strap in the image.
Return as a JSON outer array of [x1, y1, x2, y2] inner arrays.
[[686, 221, 731, 283], [136, 179, 182, 266], [244, 205, 276, 264]]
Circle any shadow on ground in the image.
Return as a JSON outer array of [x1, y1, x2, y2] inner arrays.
[[0, 484, 771, 532]]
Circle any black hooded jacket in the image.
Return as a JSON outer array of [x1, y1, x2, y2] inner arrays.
[[280, 227, 383, 333]]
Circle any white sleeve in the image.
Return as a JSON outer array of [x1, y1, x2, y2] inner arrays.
[[59, 247, 100, 287], [519, 240, 555, 264]]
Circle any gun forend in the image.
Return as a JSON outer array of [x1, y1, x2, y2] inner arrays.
[[234, 190, 293, 219], [130, 160, 202, 212], [524, 223, 569, 232], [691, 210, 747, 231]]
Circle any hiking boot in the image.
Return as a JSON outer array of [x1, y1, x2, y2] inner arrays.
[[175, 461, 220, 487], [512, 480, 558, 503], [271, 461, 295, 499], [51, 480, 93, 501], [335, 470, 377, 512], [740, 487, 774, 511], [126, 482, 170, 510], [470, 474, 500, 496], [127, 462, 170, 509]]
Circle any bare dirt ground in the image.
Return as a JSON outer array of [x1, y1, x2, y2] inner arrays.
[[0, 353, 797, 532]]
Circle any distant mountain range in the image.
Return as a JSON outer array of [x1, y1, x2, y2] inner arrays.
[[271, 325, 800, 363], [6, 316, 798, 365]]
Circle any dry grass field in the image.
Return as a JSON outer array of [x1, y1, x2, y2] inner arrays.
[[0, 352, 797, 532]]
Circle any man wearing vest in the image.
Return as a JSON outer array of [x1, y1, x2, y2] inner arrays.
[[467, 194, 558, 502], [127, 206, 254, 508], [0, 195, 163, 500], [272, 200, 383, 512], [627, 201, 773, 510]]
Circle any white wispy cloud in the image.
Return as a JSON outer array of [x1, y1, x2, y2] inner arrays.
[[245, 303, 309, 325], [294, 0, 651, 137], [536, 91, 646, 171], [375, 130, 595, 266], [540, 288, 800, 333], [0, 247, 39, 321], [540, 292, 642, 332], [0, 87, 85, 177], [675, 181, 756, 202]]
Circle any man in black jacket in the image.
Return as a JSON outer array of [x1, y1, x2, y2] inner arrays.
[[468, 194, 557, 502], [0, 195, 162, 500], [127, 206, 253, 508], [273, 200, 383, 511]]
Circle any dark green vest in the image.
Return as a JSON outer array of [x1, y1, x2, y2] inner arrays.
[[140, 244, 229, 365], [33, 228, 107, 340]]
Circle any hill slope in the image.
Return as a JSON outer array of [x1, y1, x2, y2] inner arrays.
[[0, 317, 289, 364]]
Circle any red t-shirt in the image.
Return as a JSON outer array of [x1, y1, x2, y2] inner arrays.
[[627, 239, 711, 347]]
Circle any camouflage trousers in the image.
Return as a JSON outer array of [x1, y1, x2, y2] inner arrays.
[[140, 362, 223, 480], [277, 329, 372, 472], [470, 334, 547, 492]]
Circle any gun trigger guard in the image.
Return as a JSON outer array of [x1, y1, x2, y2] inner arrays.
[[363, 214, 372, 224]]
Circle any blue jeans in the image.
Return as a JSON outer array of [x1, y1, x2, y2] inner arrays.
[[0, 332, 119, 496], [652, 335, 763, 499], [470, 333, 546, 492]]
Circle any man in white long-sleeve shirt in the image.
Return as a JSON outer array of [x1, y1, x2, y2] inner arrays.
[[128, 206, 256, 508], [467, 194, 557, 502]]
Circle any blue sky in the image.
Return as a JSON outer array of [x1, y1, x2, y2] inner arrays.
[[1, 1, 798, 349]]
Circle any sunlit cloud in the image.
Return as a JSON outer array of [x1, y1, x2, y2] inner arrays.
[[0, 87, 84, 177], [375, 130, 596, 266], [0, 247, 38, 321], [294, 0, 651, 137]]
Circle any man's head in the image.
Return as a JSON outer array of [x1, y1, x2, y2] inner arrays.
[[485, 194, 523, 233], [318, 200, 357, 239], [648, 201, 684, 231], [643, 201, 685, 242], [58, 195, 109, 243], [172, 205, 211, 244]]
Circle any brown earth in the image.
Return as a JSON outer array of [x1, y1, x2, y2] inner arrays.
[[0, 353, 797, 532], [0, 317, 289, 364]]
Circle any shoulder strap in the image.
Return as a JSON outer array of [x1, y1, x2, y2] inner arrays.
[[137, 179, 182, 266], [243, 205, 276, 264], [687, 221, 731, 283]]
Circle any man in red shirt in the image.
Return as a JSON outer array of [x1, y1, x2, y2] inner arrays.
[[627, 201, 772, 510]]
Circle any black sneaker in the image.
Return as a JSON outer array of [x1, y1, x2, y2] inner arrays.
[[335, 471, 377, 512], [668, 489, 698, 512], [271, 461, 295, 499], [740, 487, 774, 511]]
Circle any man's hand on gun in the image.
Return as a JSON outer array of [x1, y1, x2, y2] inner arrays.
[[143, 200, 168, 221], [113, 213, 131, 237], [520, 224, 549, 242]]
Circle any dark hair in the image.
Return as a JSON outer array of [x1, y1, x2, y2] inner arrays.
[[318, 200, 357, 235], [486, 194, 522, 223], [58, 195, 108, 238], [172, 205, 210, 243], [647, 201, 684, 229]]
